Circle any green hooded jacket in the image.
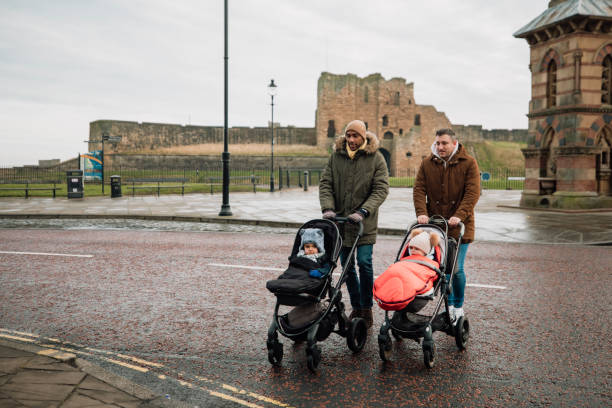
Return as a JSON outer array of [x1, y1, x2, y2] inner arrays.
[[319, 132, 389, 247]]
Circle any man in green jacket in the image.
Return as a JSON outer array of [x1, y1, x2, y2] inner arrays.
[[319, 119, 389, 328], [413, 128, 480, 324]]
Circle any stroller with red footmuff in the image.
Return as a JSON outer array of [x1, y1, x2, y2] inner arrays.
[[265, 218, 368, 372], [374, 215, 469, 368]]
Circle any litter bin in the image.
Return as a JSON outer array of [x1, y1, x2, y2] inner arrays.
[[66, 170, 83, 199], [110, 175, 122, 198]]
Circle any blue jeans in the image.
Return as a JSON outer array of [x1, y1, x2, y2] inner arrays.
[[447, 243, 469, 308], [340, 244, 374, 310]]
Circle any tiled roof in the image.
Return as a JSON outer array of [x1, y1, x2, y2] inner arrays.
[[514, 0, 612, 37]]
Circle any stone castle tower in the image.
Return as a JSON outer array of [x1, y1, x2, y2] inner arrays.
[[315, 72, 452, 176], [514, 0, 612, 209]]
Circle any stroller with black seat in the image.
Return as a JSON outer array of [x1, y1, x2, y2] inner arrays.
[[265, 218, 368, 372], [374, 215, 470, 368]]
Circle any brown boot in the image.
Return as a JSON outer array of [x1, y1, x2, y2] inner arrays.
[[362, 309, 373, 328], [348, 309, 362, 320]]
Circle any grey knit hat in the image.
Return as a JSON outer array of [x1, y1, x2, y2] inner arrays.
[[299, 228, 325, 254]]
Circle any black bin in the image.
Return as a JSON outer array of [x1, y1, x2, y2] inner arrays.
[[66, 170, 83, 199], [110, 175, 122, 198]]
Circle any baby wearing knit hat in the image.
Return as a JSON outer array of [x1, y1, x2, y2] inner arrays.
[[408, 229, 439, 256]]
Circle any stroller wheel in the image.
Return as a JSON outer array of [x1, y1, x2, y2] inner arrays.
[[454, 316, 470, 350], [346, 318, 367, 353], [378, 334, 392, 362], [423, 342, 436, 369], [306, 345, 321, 372], [267, 340, 283, 366]]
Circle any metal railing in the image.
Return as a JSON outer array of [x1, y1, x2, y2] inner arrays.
[[0, 166, 526, 191]]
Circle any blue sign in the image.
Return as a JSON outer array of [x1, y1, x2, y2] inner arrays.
[[81, 150, 103, 181], [481, 172, 491, 181]]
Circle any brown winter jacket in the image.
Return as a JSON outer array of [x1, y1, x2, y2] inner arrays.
[[413, 144, 480, 243], [319, 132, 389, 247]]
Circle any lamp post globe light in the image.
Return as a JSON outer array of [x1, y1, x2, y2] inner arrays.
[[268, 79, 277, 192]]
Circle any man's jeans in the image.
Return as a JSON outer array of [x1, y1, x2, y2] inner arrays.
[[340, 244, 374, 310], [447, 243, 469, 308]]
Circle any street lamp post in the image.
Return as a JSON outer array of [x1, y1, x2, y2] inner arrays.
[[101, 132, 109, 195], [268, 79, 277, 192], [219, 0, 232, 215]]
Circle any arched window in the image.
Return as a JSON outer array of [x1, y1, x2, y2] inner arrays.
[[414, 114, 421, 126], [327, 120, 336, 138], [384, 131, 393, 140], [394, 92, 400, 105], [602, 55, 612, 104], [547, 60, 557, 108], [382, 115, 388, 127]]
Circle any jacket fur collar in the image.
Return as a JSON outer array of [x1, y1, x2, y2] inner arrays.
[[334, 132, 380, 156]]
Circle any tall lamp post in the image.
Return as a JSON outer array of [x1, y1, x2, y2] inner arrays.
[[219, 0, 232, 215], [268, 79, 277, 192]]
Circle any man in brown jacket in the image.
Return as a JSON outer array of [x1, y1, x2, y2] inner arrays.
[[413, 128, 480, 324]]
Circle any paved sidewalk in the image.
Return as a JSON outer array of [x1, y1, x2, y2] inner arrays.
[[1, 188, 611, 244], [0, 339, 181, 408]]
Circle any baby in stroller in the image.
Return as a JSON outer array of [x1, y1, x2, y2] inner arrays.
[[265, 218, 368, 372], [296, 228, 332, 278], [374, 217, 469, 368]]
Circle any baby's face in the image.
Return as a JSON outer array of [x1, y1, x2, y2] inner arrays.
[[409, 246, 426, 256], [303, 243, 319, 255]]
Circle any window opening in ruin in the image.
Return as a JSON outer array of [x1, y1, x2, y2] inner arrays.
[[364, 87, 369, 103], [382, 115, 388, 126], [327, 120, 336, 138], [399, 128, 403, 135], [394, 92, 400, 105], [405, 152, 412, 157], [547, 60, 557, 108], [414, 114, 421, 126], [384, 131, 393, 140], [602, 55, 612, 104]]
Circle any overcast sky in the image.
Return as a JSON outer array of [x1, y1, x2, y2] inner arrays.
[[0, 0, 548, 166]]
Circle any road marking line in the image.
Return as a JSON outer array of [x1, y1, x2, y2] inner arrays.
[[103, 357, 149, 373], [0, 328, 37, 338], [37, 348, 76, 360], [222, 385, 292, 408], [0, 333, 36, 343], [467, 283, 507, 289], [208, 263, 284, 271], [208, 390, 264, 408], [116, 353, 164, 368], [0, 250, 93, 258]]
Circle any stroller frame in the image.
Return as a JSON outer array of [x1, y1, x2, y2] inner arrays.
[[267, 218, 368, 372], [377, 215, 470, 368]]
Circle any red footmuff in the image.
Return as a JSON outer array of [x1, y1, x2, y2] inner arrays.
[[373, 255, 440, 311]]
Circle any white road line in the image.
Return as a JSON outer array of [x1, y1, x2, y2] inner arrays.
[[0, 251, 93, 258], [467, 283, 507, 290], [209, 263, 507, 289], [208, 263, 284, 271]]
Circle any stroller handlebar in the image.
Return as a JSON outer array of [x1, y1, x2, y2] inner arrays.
[[332, 217, 364, 236], [412, 216, 465, 239]]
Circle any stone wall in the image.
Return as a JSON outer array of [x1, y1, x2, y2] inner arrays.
[[105, 154, 328, 170], [452, 125, 528, 143], [89, 120, 316, 153]]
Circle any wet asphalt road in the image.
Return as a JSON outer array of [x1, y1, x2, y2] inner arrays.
[[1, 227, 611, 407]]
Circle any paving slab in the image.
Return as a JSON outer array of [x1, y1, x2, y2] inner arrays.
[[0, 341, 179, 408]]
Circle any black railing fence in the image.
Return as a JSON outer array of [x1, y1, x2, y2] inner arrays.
[[0, 165, 525, 191]]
